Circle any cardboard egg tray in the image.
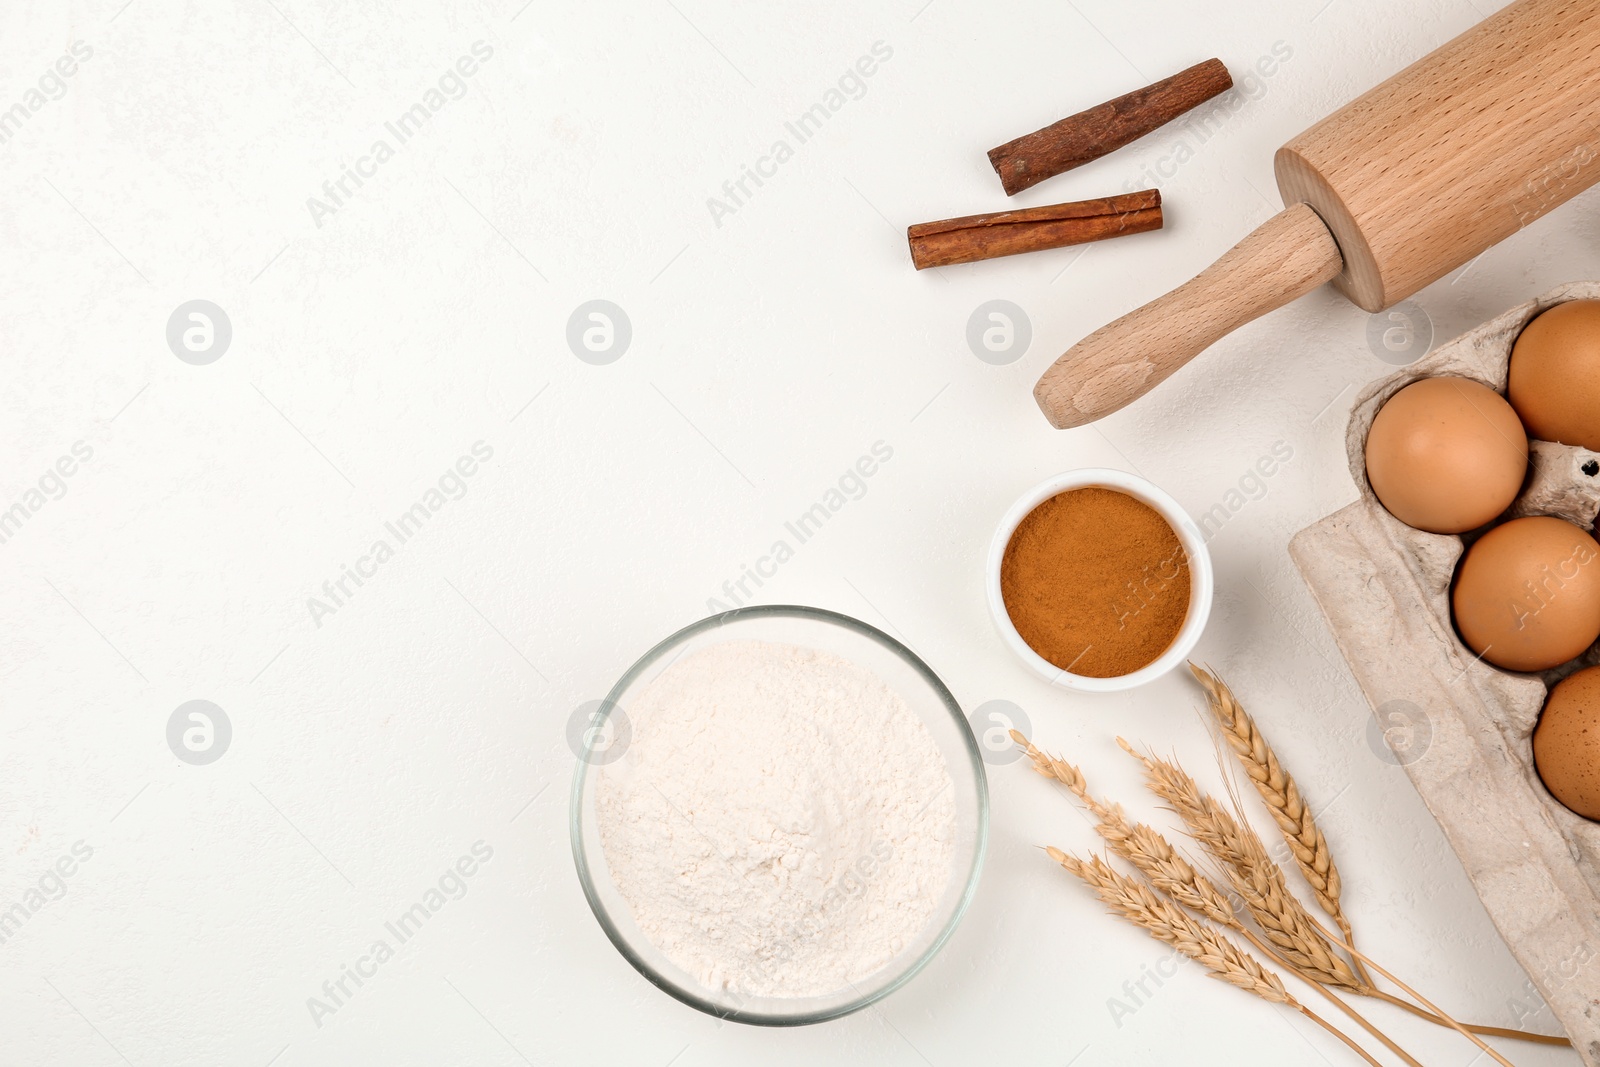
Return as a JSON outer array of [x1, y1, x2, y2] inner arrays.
[[1290, 281, 1600, 1063]]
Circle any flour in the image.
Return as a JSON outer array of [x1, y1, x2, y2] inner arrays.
[[595, 639, 957, 998]]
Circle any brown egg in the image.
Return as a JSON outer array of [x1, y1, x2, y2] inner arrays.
[[1365, 377, 1528, 533], [1534, 665, 1600, 820], [1508, 300, 1600, 450], [1453, 516, 1600, 672]]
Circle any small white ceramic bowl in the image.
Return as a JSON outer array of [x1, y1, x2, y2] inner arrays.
[[986, 468, 1213, 692]]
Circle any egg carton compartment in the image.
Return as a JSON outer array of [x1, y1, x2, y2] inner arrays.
[[1291, 281, 1600, 1063]]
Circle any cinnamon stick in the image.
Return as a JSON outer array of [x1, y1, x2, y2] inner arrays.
[[988, 59, 1233, 195], [906, 190, 1161, 269]]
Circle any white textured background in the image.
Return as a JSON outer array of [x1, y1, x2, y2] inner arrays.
[[2, 0, 1595, 1064]]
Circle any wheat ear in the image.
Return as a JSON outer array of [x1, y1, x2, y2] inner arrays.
[[1013, 733, 1419, 1066], [1047, 849, 1383, 1067], [1189, 663, 1370, 986], [1016, 731, 1560, 1053], [1118, 738, 1364, 991], [1096, 816, 1419, 1067], [1013, 731, 1238, 926], [1185, 670, 1566, 1050]]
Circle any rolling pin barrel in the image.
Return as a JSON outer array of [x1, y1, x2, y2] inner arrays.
[[1035, 0, 1600, 428]]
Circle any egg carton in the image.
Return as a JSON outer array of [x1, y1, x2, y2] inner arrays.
[[1290, 281, 1600, 1063]]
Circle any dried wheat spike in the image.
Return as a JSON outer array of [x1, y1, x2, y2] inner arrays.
[[1012, 730, 1238, 928], [1048, 848, 1294, 1004], [1009, 729, 1107, 815], [1190, 664, 1349, 931], [1119, 739, 1365, 991]]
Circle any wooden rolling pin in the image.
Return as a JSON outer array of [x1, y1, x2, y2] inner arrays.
[[1035, 0, 1600, 428]]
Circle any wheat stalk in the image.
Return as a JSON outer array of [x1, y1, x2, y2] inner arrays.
[[1048, 849, 1289, 1002], [1014, 726, 1558, 1057], [1184, 670, 1566, 1051], [1015, 733, 1421, 1066], [1307, 912, 1519, 1067], [1047, 848, 1383, 1067], [1190, 663, 1370, 985]]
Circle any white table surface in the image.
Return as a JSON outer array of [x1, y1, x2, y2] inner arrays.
[[3, 0, 1594, 1064]]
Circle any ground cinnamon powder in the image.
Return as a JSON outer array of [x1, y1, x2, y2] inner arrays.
[[1000, 487, 1190, 677]]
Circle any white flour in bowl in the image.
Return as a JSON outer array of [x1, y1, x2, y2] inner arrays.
[[595, 639, 957, 998]]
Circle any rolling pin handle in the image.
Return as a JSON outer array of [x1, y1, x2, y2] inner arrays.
[[1033, 202, 1344, 428]]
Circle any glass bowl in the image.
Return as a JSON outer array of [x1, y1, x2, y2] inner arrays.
[[570, 605, 988, 1025]]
